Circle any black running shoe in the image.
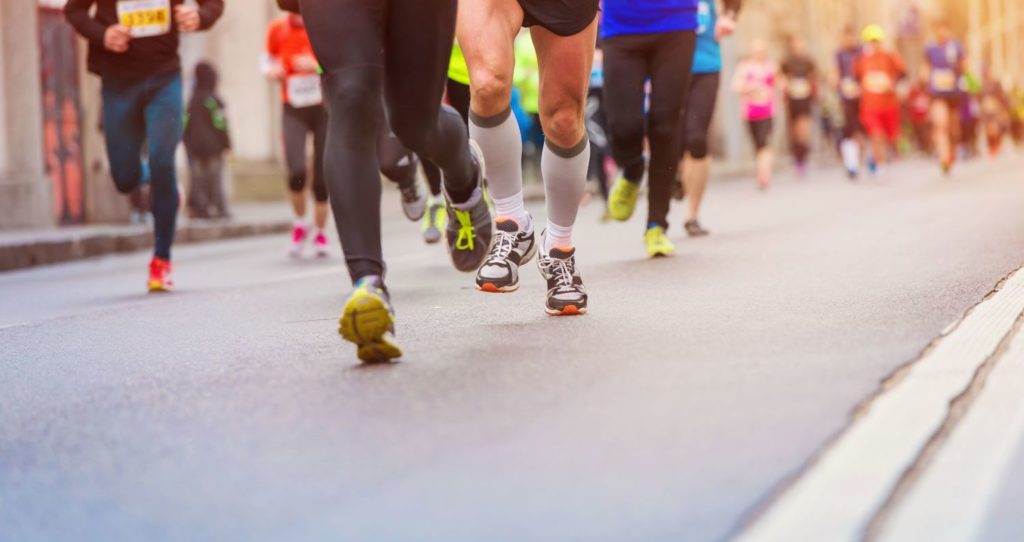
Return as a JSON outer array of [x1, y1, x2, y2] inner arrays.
[[537, 241, 588, 316], [476, 216, 537, 292], [444, 141, 493, 272]]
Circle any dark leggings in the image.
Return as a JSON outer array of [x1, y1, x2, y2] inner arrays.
[[377, 105, 418, 189], [282, 103, 328, 202], [300, 0, 475, 282], [422, 78, 471, 196], [602, 30, 696, 230], [748, 118, 773, 150], [679, 72, 720, 160]]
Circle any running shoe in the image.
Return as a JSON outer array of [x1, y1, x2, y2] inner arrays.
[[313, 230, 329, 258], [537, 243, 588, 316], [476, 217, 537, 293], [147, 257, 173, 292], [290, 221, 308, 258], [444, 141, 493, 272], [338, 276, 402, 363], [684, 219, 709, 238], [607, 177, 640, 221], [422, 201, 445, 244], [645, 225, 675, 258], [400, 180, 428, 221]]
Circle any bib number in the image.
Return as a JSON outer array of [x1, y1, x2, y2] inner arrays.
[[932, 69, 957, 92], [863, 71, 893, 94], [788, 78, 812, 100], [287, 75, 323, 108], [117, 0, 171, 38]]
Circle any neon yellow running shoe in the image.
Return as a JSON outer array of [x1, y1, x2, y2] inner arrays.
[[645, 225, 675, 258], [608, 177, 640, 221], [338, 277, 402, 363], [422, 201, 446, 244]]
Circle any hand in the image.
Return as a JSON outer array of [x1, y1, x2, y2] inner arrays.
[[104, 24, 131, 53], [267, 64, 287, 81], [174, 5, 201, 32], [715, 16, 736, 40], [292, 54, 320, 73]]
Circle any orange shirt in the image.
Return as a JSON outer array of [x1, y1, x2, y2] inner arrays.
[[266, 16, 319, 104], [854, 49, 906, 111]]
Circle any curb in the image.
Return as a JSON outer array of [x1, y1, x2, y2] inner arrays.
[[0, 220, 291, 272]]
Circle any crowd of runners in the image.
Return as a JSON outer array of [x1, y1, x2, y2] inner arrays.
[[64, 0, 1024, 363]]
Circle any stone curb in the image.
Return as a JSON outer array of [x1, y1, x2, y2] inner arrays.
[[0, 220, 292, 272]]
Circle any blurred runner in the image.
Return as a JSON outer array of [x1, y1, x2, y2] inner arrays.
[[780, 36, 817, 176], [922, 18, 965, 174], [959, 69, 982, 160], [264, 11, 329, 257], [289, 0, 492, 362], [854, 25, 905, 171], [1010, 84, 1024, 147], [603, 1, 698, 258], [676, 0, 740, 236], [64, 0, 224, 292], [907, 80, 932, 154], [460, 0, 597, 315], [733, 39, 777, 190], [979, 67, 1011, 157], [585, 45, 612, 209], [834, 26, 866, 179]]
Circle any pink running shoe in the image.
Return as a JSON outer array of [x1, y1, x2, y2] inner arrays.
[[290, 222, 308, 258], [314, 230, 329, 258]]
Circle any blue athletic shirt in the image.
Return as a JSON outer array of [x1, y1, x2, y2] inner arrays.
[[692, 0, 720, 74], [601, 0, 699, 39]]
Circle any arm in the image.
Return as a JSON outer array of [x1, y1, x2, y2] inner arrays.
[[716, 0, 740, 40], [277, 0, 301, 13], [63, 0, 106, 45], [196, 0, 225, 30]]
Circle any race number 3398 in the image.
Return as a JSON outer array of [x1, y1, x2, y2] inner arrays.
[[117, 0, 172, 38]]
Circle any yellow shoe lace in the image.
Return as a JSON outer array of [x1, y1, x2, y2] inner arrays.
[[454, 209, 475, 251]]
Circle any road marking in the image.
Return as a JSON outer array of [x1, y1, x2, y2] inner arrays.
[[737, 267, 1024, 542], [877, 317, 1024, 541]]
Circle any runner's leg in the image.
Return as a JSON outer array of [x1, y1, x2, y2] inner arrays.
[[101, 79, 146, 195], [281, 104, 309, 222], [680, 72, 719, 227], [532, 18, 597, 251], [602, 35, 649, 186], [143, 72, 184, 261], [310, 105, 330, 231]]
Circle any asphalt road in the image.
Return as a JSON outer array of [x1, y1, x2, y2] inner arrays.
[[2, 153, 1024, 541]]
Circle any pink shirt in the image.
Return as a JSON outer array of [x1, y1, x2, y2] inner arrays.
[[734, 60, 777, 121]]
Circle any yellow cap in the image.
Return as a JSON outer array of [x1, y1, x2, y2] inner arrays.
[[862, 24, 885, 43]]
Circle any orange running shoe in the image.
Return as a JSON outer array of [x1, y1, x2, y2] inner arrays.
[[148, 257, 174, 293]]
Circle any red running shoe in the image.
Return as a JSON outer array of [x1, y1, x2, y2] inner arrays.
[[148, 257, 173, 293]]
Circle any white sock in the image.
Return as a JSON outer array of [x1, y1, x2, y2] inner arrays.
[[469, 106, 523, 201], [545, 221, 574, 253], [294, 218, 308, 228], [491, 191, 532, 232], [542, 136, 590, 235], [840, 139, 860, 172]]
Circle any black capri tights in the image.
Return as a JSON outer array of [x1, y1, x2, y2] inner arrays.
[[282, 103, 328, 202], [679, 72, 720, 160]]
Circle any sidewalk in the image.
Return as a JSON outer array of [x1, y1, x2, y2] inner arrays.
[[0, 202, 292, 272]]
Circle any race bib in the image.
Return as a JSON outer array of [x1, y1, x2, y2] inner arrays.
[[788, 77, 812, 100], [931, 69, 957, 92], [287, 74, 323, 108], [864, 71, 893, 94], [117, 0, 171, 38], [840, 77, 860, 99]]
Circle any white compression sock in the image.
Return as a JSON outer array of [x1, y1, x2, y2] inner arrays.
[[469, 106, 524, 201], [491, 191, 532, 232], [840, 138, 860, 173], [541, 136, 590, 252]]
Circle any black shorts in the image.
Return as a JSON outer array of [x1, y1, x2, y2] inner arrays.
[[520, 0, 599, 36], [748, 118, 773, 151], [787, 98, 813, 120], [842, 98, 862, 138]]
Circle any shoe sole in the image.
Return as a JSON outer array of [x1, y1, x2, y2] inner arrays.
[[546, 304, 587, 316], [148, 282, 171, 293], [477, 281, 519, 293], [338, 291, 402, 363]]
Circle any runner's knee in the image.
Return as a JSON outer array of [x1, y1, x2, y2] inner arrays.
[[322, 70, 379, 143], [288, 172, 306, 193], [540, 99, 585, 148], [687, 133, 709, 159], [469, 68, 513, 117]]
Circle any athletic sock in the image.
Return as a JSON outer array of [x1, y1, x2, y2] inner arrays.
[[542, 136, 590, 252], [545, 221, 574, 253], [469, 106, 523, 201], [840, 138, 860, 172], [450, 186, 483, 211], [491, 191, 532, 233]]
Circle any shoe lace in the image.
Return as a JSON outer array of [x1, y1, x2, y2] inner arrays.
[[543, 255, 575, 291], [486, 230, 517, 262], [454, 209, 475, 251]]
